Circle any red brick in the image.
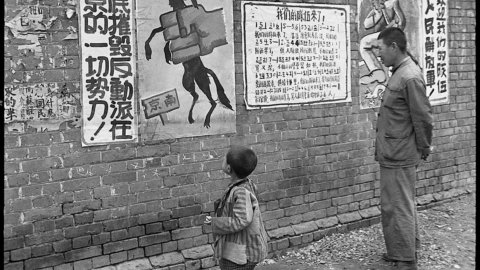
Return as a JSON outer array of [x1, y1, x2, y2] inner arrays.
[[20, 133, 52, 147], [92, 233, 111, 246], [10, 247, 31, 261], [4, 135, 19, 148], [139, 232, 171, 247], [22, 157, 63, 173], [74, 212, 94, 225], [103, 238, 138, 254], [64, 246, 102, 262], [7, 173, 30, 188], [145, 243, 163, 256], [10, 198, 33, 212], [110, 251, 128, 265], [103, 171, 137, 185], [4, 162, 20, 174], [73, 259, 93, 270], [92, 255, 110, 268], [101, 194, 136, 209], [24, 254, 64, 270], [4, 262, 24, 270], [63, 200, 101, 215], [62, 177, 101, 192], [53, 240, 72, 253], [28, 146, 50, 159], [111, 229, 128, 242], [43, 183, 62, 195], [127, 248, 145, 260], [171, 205, 202, 219], [31, 243, 53, 257], [101, 148, 137, 163], [4, 237, 25, 251], [64, 224, 102, 239], [21, 185, 43, 197], [5, 148, 28, 160], [63, 152, 101, 167], [72, 236, 92, 249], [32, 195, 55, 208], [34, 220, 55, 233], [4, 188, 19, 202]]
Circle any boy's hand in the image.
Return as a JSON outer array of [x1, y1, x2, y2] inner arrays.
[[204, 216, 212, 224]]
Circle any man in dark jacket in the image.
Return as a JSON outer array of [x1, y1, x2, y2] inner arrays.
[[374, 27, 433, 270]]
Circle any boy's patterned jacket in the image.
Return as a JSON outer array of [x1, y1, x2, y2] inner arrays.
[[211, 178, 269, 265]]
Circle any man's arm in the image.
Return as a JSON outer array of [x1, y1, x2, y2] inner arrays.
[[388, 0, 406, 29], [406, 78, 433, 160], [145, 26, 164, 60]]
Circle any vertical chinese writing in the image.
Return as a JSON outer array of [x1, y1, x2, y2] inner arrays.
[[423, 0, 449, 105], [80, 0, 137, 145], [242, 3, 351, 109]]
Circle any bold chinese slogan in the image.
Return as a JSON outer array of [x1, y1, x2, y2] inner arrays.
[[423, 0, 449, 105], [242, 2, 351, 109], [79, 0, 137, 146]]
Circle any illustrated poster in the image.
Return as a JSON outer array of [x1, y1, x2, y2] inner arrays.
[[136, 0, 236, 141]]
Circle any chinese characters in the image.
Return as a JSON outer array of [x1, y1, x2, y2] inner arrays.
[[242, 2, 351, 109], [80, 0, 137, 145], [423, 0, 449, 105]]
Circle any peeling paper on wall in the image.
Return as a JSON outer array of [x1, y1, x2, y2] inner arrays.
[[63, 26, 78, 40], [5, 7, 58, 54], [5, 7, 57, 37]]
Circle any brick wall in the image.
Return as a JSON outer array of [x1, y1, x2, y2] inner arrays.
[[3, 0, 476, 269]]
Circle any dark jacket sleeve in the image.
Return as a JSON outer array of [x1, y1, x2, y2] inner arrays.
[[405, 78, 433, 153]]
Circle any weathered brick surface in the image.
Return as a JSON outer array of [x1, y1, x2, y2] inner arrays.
[[3, 0, 476, 269]]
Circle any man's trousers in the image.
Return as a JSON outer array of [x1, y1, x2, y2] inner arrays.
[[380, 166, 420, 261]]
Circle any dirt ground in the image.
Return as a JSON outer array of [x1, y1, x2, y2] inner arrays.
[[257, 187, 476, 270]]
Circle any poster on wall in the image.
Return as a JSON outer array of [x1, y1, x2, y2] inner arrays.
[[4, 83, 81, 133], [357, 0, 423, 109], [79, 0, 138, 146], [136, 0, 236, 141], [242, 1, 351, 109], [423, 0, 449, 105], [358, 0, 449, 109]]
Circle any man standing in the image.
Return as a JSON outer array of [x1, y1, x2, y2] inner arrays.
[[374, 27, 433, 270]]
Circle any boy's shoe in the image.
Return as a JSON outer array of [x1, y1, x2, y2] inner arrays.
[[395, 261, 417, 270]]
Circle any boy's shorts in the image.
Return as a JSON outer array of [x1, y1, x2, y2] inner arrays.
[[219, 258, 258, 270]]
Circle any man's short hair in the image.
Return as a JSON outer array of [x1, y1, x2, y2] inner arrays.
[[378, 27, 407, 53], [226, 145, 257, 179]]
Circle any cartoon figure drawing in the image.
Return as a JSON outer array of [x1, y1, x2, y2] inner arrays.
[[144, 0, 233, 129], [359, 0, 405, 85]]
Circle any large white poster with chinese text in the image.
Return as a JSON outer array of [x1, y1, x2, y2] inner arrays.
[[79, 0, 138, 146], [423, 0, 449, 105], [242, 1, 351, 109]]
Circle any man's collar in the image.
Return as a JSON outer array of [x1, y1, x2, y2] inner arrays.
[[391, 56, 410, 74]]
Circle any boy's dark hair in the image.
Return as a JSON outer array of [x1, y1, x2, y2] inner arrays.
[[226, 145, 257, 179], [377, 27, 407, 53]]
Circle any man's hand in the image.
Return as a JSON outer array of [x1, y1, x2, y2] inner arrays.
[[204, 216, 212, 224], [420, 146, 433, 161], [145, 43, 152, 61]]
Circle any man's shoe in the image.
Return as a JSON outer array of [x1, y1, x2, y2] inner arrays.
[[395, 261, 417, 270], [382, 253, 399, 262]]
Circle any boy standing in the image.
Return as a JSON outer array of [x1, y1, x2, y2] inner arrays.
[[205, 145, 269, 270]]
